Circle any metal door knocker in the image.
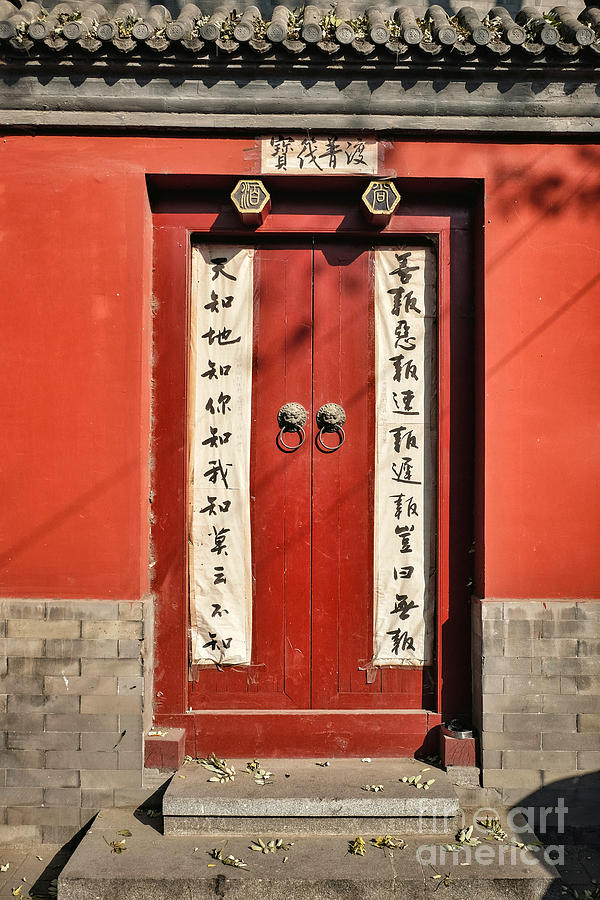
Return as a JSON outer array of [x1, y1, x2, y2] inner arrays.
[[277, 402, 307, 452], [316, 403, 346, 453]]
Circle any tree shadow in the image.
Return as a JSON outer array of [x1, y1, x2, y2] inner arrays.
[[488, 145, 600, 274], [513, 770, 600, 898]]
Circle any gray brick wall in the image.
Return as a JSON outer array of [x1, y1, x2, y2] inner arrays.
[[473, 598, 600, 804], [0, 598, 152, 844]]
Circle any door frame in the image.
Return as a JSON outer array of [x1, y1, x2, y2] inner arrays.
[[149, 174, 473, 757]]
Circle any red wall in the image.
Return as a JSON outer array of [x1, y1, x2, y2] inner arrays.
[[0, 136, 598, 600]]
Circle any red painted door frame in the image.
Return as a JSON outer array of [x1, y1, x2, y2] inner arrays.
[[150, 180, 471, 757]]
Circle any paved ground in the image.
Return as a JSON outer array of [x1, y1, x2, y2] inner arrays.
[[1, 812, 599, 899], [0, 837, 76, 900]]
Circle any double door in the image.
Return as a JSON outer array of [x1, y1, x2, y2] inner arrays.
[[189, 241, 436, 716]]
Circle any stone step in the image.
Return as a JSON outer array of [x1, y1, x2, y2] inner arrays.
[[58, 806, 560, 900], [163, 757, 460, 836]]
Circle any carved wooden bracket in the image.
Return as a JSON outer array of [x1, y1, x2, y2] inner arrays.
[[231, 179, 271, 226], [361, 180, 401, 226]]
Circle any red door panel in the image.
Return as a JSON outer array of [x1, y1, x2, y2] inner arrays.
[[189, 245, 312, 709], [311, 243, 431, 710]]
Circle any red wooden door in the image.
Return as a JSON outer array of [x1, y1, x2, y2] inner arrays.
[[188, 241, 434, 728]]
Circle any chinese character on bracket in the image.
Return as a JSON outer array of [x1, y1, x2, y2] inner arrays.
[[230, 179, 271, 226], [361, 180, 401, 226]]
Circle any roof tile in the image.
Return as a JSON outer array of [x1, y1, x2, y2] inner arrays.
[[1, 0, 599, 66]]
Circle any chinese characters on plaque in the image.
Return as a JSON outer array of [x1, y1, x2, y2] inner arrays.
[[189, 246, 254, 666], [261, 135, 378, 174], [373, 248, 437, 667]]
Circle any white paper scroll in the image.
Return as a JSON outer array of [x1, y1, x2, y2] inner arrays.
[[189, 246, 254, 666], [261, 136, 377, 174], [373, 247, 437, 667]]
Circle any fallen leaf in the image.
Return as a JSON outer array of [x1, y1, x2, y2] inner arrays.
[[200, 753, 236, 782], [348, 837, 366, 856], [370, 836, 405, 850], [118, 829, 132, 837], [249, 837, 292, 854], [108, 839, 127, 854], [11, 887, 22, 897], [223, 855, 247, 869], [210, 848, 247, 869], [207, 864, 216, 867]]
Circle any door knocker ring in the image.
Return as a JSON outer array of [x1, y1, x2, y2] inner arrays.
[[277, 402, 307, 452], [316, 403, 346, 453]]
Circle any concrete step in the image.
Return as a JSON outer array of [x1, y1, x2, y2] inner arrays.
[[58, 806, 561, 900], [163, 757, 460, 835]]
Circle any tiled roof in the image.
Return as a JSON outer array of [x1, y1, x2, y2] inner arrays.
[[1, 0, 599, 64]]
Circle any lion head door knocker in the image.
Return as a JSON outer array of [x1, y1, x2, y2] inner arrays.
[[277, 402, 308, 452], [316, 403, 346, 453]]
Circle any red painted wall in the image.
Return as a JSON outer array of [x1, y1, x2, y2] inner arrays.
[[0, 137, 598, 601]]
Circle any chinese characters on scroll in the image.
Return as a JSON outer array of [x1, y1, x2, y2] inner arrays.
[[373, 248, 436, 666], [189, 247, 253, 665]]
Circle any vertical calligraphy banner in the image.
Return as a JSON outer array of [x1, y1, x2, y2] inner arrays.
[[189, 246, 254, 666], [373, 247, 437, 667]]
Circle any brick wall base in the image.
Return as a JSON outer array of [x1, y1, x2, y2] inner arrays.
[[472, 598, 600, 807], [0, 598, 154, 844], [2, 596, 598, 842]]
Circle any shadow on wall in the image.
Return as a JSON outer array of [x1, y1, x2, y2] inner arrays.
[[490, 146, 600, 241], [484, 144, 600, 382]]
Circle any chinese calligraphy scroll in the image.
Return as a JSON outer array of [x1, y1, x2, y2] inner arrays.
[[373, 247, 437, 667], [189, 246, 254, 666], [262, 135, 377, 174]]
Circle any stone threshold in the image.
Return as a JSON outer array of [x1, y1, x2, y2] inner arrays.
[[163, 757, 459, 830]]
